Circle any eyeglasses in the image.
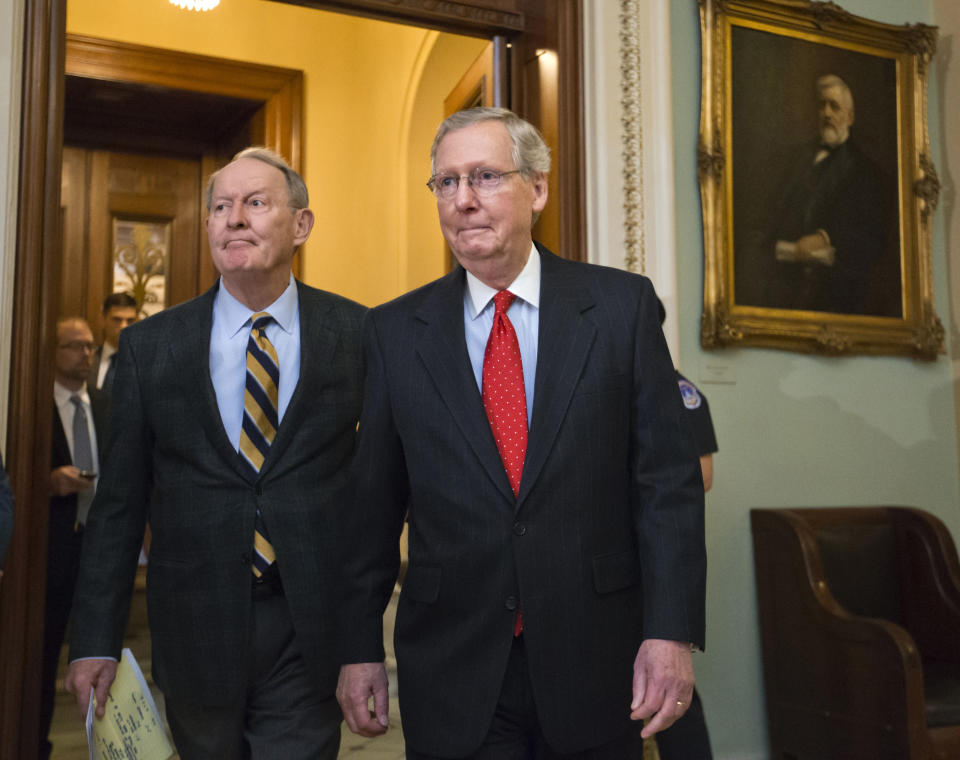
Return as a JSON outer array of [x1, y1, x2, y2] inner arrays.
[[426, 168, 521, 199], [58, 341, 96, 352]]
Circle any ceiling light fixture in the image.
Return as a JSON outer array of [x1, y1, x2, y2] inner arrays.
[[169, 0, 220, 10]]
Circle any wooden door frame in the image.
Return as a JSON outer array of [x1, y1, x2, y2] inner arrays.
[[2, 3, 584, 758], [66, 34, 305, 290], [65, 34, 304, 171]]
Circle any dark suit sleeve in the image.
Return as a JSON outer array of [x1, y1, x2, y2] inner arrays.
[[69, 332, 152, 660], [338, 312, 408, 664], [0, 453, 12, 568], [630, 282, 706, 649]]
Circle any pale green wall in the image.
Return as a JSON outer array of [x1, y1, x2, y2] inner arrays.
[[669, 0, 957, 756]]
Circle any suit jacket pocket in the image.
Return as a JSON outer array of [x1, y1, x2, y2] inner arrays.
[[402, 564, 441, 604], [146, 553, 197, 594], [592, 550, 641, 594], [572, 372, 628, 398]]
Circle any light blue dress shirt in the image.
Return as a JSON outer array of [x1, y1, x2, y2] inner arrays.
[[463, 245, 540, 427], [209, 274, 301, 449]]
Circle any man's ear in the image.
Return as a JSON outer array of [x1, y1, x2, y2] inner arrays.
[[294, 208, 315, 246], [531, 173, 548, 215]]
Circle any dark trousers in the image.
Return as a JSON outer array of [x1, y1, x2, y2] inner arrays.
[[654, 688, 712, 760], [165, 591, 340, 760], [39, 522, 82, 760], [406, 636, 643, 760]]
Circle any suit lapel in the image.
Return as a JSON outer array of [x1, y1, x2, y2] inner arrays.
[[517, 248, 596, 507], [262, 281, 336, 472], [414, 268, 517, 504], [51, 402, 71, 467], [169, 285, 253, 482]]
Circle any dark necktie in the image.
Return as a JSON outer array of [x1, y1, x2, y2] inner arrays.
[[238, 312, 279, 578], [102, 352, 116, 392], [482, 291, 528, 636], [70, 394, 95, 525]]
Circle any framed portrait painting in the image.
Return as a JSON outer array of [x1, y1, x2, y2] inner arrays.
[[698, 0, 943, 358]]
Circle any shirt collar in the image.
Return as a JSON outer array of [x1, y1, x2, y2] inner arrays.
[[465, 244, 540, 320], [215, 273, 298, 338], [54, 380, 89, 406]]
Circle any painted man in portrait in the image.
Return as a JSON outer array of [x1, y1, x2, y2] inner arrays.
[[737, 74, 899, 317]]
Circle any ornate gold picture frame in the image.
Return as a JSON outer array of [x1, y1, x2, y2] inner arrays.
[[698, 0, 943, 358]]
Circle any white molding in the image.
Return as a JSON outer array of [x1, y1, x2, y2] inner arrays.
[[582, 0, 618, 270], [583, 0, 679, 357], [0, 0, 25, 455]]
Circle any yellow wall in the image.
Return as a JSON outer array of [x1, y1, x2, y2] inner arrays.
[[401, 34, 490, 290], [66, 0, 485, 306]]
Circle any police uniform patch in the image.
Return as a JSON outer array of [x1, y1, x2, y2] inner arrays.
[[678, 379, 702, 410]]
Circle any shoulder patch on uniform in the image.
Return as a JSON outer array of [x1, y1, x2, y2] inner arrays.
[[678, 379, 702, 410]]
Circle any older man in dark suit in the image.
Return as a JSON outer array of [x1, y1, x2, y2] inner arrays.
[[337, 108, 706, 759], [66, 148, 366, 759]]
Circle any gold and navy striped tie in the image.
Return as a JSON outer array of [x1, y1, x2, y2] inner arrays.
[[239, 312, 279, 578]]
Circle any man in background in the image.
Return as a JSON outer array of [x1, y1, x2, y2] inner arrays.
[[88, 292, 138, 393], [337, 108, 706, 759], [66, 148, 365, 760], [41, 317, 108, 760]]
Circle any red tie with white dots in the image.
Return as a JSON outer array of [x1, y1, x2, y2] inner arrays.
[[482, 290, 528, 635]]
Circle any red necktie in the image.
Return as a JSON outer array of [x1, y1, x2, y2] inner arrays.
[[482, 290, 528, 497], [482, 290, 528, 637]]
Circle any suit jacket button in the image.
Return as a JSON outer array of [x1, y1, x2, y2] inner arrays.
[[255, 484, 263, 496], [241, 553, 250, 566], [505, 595, 518, 611], [513, 522, 526, 536]]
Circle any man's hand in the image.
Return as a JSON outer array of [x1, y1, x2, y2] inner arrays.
[[50, 466, 94, 498], [337, 662, 390, 737], [66, 658, 118, 719], [629, 639, 695, 738], [793, 231, 835, 265]]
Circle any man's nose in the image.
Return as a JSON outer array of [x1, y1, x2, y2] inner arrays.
[[227, 203, 247, 227], [452, 177, 479, 209]]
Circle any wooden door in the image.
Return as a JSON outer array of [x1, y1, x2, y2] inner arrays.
[[61, 147, 204, 325], [444, 40, 501, 114]]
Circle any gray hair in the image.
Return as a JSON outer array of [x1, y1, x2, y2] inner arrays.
[[430, 107, 551, 179], [204, 147, 308, 211], [817, 74, 854, 116]]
